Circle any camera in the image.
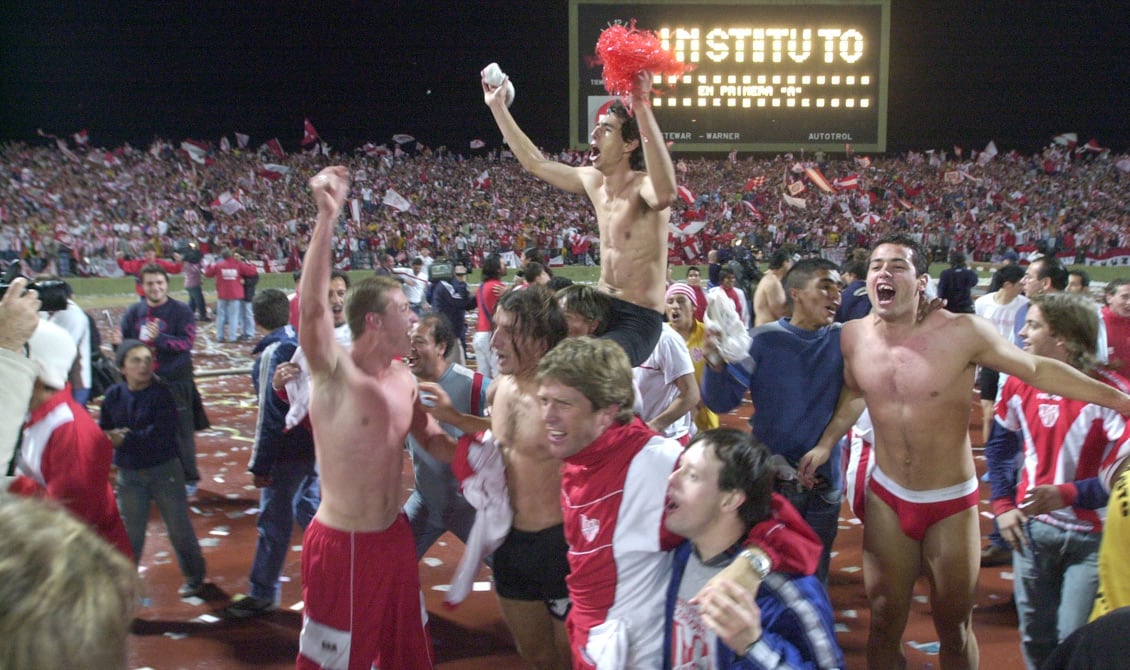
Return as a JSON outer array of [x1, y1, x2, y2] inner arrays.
[[0, 261, 71, 312]]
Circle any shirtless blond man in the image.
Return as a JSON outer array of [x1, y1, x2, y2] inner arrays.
[[297, 166, 448, 670], [423, 285, 572, 669], [483, 69, 676, 366], [798, 233, 1130, 670], [752, 248, 793, 326]]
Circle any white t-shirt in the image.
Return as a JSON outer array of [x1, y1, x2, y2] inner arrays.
[[633, 324, 696, 441], [975, 291, 1029, 339]]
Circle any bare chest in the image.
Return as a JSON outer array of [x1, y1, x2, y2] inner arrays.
[[852, 331, 971, 404]]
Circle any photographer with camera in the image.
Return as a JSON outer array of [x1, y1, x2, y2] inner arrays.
[[1, 277, 42, 475], [36, 277, 92, 405]]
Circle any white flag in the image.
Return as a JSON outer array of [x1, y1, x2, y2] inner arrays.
[[382, 188, 412, 212]]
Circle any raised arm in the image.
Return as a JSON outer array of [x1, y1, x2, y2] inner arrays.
[[630, 72, 677, 211], [299, 166, 351, 377], [973, 315, 1130, 414], [483, 73, 586, 195]]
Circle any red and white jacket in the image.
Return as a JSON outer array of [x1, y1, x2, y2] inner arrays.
[[560, 417, 820, 669], [9, 387, 132, 558]]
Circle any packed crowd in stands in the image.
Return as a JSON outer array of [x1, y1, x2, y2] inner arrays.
[[1, 134, 1128, 277]]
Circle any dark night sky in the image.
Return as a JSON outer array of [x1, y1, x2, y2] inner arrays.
[[1, 1, 1127, 155]]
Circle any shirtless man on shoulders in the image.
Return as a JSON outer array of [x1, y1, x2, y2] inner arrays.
[[483, 68, 675, 366], [423, 285, 571, 669], [297, 166, 448, 670], [798, 232, 1130, 670]]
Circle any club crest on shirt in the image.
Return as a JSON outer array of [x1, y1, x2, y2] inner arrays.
[[1038, 403, 1059, 428], [580, 513, 600, 542]]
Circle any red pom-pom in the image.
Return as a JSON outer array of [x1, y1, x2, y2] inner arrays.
[[595, 20, 690, 98]]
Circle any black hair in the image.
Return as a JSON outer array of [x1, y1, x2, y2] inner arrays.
[[606, 100, 644, 171]]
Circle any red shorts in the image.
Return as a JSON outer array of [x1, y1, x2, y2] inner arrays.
[[298, 514, 433, 670], [868, 466, 979, 542]]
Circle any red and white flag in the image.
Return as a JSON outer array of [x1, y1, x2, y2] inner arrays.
[[235, 132, 250, 149], [976, 140, 998, 166], [1053, 133, 1078, 149], [1077, 138, 1107, 154], [669, 220, 707, 237], [1115, 158, 1130, 174], [180, 139, 211, 165], [265, 138, 285, 158], [804, 167, 835, 193], [742, 200, 764, 221], [360, 142, 389, 157], [470, 139, 486, 149], [350, 198, 361, 223], [211, 191, 244, 215], [73, 129, 89, 146], [219, 136, 231, 153], [782, 192, 807, 210], [257, 163, 291, 180], [302, 118, 319, 146], [833, 174, 860, 190], [787, 181, 806, 196], [854, 156, 871, 169], [743, 175, 766, 191], [382, 188, 412, 212], [474, 170, 491, 190], [676, 185, 695, 205]]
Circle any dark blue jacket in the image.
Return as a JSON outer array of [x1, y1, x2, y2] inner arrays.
[[249, 325, 314, 475], [99, 380, 180, 470]]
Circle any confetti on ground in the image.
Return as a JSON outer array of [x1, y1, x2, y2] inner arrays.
[[1001, 571, 1014, 580], [210, 526, 231, 536], [473, 581, 491, 592], [840, 565, 862, 573], [422, 557, 444, 567], [199, 538, 221, 548], [834, 623, 851, 633], [980, 511, 995, 519], [839, 609, 858, 619], [182, 596, 205, 606], [914, 595, 928, 604], [290, 601, 304, 611], [907, 640, 940, 654], [432, 584, 451, 592], [192, 614, 221, 624]]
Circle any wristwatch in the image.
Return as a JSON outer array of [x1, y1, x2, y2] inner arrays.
[[739, 547, 772, 580]]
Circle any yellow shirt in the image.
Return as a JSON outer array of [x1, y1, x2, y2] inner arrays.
[[683, 320, 719, 432], [1092, 465, 1130, 621]]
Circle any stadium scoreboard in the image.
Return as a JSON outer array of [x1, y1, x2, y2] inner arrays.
[[569, 0, 890, 153]]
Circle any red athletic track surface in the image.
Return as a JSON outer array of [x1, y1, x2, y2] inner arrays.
[[92, 313, 1024, 670]]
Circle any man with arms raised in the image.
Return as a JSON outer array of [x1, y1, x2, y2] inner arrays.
[[297, 166, 446, 670], [483, 69, 675, 366], [799, 233, 1130, 670], [422, 284, 572, 669]]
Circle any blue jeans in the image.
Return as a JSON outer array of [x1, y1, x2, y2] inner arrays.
[[241, 300, 255, 339], [117, 458, 206, 582], [1012, 518, 1101, 670], [774, 480, 842, 585], [186, 285, 207, 320], [215, 299, 240, 341], [248, 459, 320, 603], [404, 459, 477, 559]]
